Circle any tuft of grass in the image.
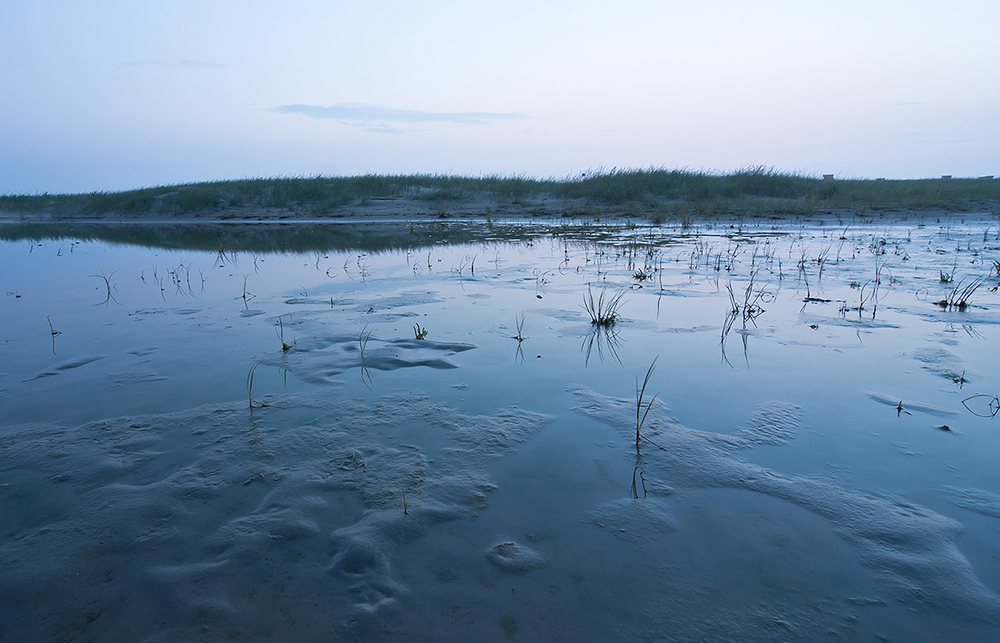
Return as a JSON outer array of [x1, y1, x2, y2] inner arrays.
[[413, 323, 428, 340], [241, 275, 255, 309], [630, 466, 648, 500], [513, 312, 526, 342], [247, 361, 268, 409], [359, 324, 372, 357], [940, 260, 956, 283], [635, 358, 659, 446], [47, 315, 61, 355], [276, 315, 293, 351], [962, 394, 999, 419], [511, 313, 527, 363], [583, 286, 625, 327], [725, 268, 770, 326], [359, 325, 374, 389], [336, 451, 367, 472], [632, 268, 652, 282], [89, 270, 120, 306]]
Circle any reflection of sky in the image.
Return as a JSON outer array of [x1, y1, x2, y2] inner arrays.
[[1, 0, 998, 193]]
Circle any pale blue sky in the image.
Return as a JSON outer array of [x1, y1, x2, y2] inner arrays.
[[2, 0, 998, 194]]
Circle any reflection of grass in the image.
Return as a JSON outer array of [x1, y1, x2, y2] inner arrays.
[[582, 324, 622, 366]]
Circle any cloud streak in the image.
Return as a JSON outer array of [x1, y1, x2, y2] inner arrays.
[[123, 59, 225, 69], [273, 103, 525, 126]]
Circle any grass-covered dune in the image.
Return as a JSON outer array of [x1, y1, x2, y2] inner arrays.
[[2, 168, 999, 222]]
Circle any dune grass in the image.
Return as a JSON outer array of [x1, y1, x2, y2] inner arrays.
[[3, 168, 999, 221]]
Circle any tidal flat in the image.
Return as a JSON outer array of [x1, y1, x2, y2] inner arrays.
[[2, 213, 1000, 642]]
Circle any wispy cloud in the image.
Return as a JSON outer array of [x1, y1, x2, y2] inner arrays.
[[273, 103, 525, 127], [123, 59, 225, 69]]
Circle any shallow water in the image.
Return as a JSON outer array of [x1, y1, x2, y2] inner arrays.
[[2, 215, 1000, 641]]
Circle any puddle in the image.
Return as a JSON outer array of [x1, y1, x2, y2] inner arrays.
[[1, 215, 999, 641]]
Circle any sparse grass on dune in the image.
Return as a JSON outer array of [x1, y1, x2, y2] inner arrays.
[[3, 168, 1000, 219]]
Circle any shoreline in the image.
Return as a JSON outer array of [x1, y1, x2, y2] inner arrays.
[[2, 193, 998, 226], [3, 199, 999, 255]]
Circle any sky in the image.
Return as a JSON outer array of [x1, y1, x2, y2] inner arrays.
[[1, 0, 998, 194]]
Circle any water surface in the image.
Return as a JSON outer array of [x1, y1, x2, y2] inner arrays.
[[2, 216, 999, 641]]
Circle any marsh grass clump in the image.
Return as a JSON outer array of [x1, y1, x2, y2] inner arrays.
[[937, 275, 988, 311], [583, 286, 625, 327]]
